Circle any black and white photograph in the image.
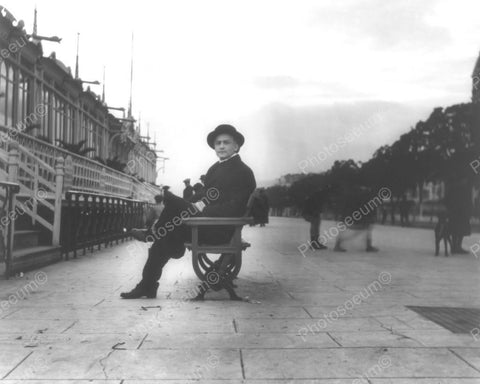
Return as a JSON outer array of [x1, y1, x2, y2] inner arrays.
[[0, 0, 479, 382]]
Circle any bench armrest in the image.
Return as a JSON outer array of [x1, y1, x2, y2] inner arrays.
[[183, 217, 253, 226]]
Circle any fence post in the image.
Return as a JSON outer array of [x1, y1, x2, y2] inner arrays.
[[63, 155, 74, 193], [100, 166, 106, 193], [7, 141, 19, 183], [52, 157, 64, 246]]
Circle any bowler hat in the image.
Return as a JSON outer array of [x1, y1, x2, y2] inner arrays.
[[207, 124, 245, 149]]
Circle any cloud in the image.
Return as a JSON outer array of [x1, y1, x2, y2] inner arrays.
[[253, 76, 369, 101], [253, 76, 300, 89], [241, 100, 433, 181], [311, 0, 451, 49]]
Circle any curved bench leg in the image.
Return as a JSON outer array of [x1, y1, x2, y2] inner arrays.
[[223, 279, 242, 301], [191, 249, 244, 300]]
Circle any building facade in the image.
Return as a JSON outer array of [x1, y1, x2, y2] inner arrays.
[[0, 9, 158, 185]]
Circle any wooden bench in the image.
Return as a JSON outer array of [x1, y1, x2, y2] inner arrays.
[[184, 217, 253, 300]]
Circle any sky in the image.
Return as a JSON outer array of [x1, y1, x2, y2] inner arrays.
[[3, 0, 480, 193]]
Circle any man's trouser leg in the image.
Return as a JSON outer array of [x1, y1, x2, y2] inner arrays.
[[310, 215, 320, 244], [140, 239, 171, 289]]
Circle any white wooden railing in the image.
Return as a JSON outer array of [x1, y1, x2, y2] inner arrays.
[[0, 125, 162, 247], [0, 125, 161, 200]]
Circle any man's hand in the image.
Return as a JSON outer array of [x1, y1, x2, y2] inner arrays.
[[193, 201, 206, 212]]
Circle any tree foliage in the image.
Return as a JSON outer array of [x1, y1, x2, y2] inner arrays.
[[266, 102, 479, 209]]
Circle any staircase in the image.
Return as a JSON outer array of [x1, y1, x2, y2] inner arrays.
[[8, 194, 61, 274], [0, 128, 162, 277], [0, 142, 61, 275]]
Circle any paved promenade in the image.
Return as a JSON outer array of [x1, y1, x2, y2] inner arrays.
[[1, 217, 480, 383]]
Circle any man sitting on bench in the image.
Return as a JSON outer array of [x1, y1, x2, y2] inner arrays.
[[121, 124, 256, 299]]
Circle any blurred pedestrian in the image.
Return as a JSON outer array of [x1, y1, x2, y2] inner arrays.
[[246, 188, 269, 226], [302, 187, 329, 250], [445, 177, 472, 254], [258, 189, 269, 226], [334, 185, 379, 252], [183, 178, 194, 200]]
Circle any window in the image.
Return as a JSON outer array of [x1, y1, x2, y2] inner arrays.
[[52, 96, 65, 143], [6, 64, 14, 127], [17, 71, 30, 128], [41, 88, 50, 140], [65, 105, 75, 143], [0, 62, 6, 125]]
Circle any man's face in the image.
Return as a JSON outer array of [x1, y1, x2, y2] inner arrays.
[[214, 133, 239, 160]]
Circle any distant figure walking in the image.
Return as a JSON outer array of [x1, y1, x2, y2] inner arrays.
[[258, 189, 269, 226], [302, 187, 329, 250], [334, 185, 379, 253], [445, 177, 472, 254], [247, 188, 270, 226], [183, 178, 194, 200]]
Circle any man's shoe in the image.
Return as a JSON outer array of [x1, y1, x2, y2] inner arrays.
[[120, 283, 158, 299], [310, 241, 327, 250], [366, 246, 379, 252], [334, 246, 347, 252]]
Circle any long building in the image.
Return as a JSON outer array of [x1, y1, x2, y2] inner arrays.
[[0, 7, 159, 188], [0, 8, 162, 275]]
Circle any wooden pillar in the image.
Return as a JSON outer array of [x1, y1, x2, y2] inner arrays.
[[7, 141, 19, 183], [53, 156, 64, 246]]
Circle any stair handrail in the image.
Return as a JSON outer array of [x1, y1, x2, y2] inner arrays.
[[0, 125, 161, 200], [0, 181, 20, 278]]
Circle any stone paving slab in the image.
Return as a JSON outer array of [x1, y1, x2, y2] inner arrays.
[[303, 305, 416, 318], [400, 331, 480, 348], [0, 333, 144, 349], [2, 381, 121, 384], [450, 348, 480, 371], [124, 381, 369, 384], [0, 347, 32, 379], [6, 346, 112, 380], [116, 302, 311, 319], [102, 349, 242, 380], [5, 306, 152, 320], [141, 332, 338, 349], [328, 331, 424, 347], [0, 319, 74, 334], [0, 218, 479, 382], [236, 317, 385, 333], [371, 380, 480, 384], [63, 316, 235, 335], [241, 348, 480, 379], [123, 381, 369, 384]]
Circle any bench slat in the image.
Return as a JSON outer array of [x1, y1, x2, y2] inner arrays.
[[185, 241, 251, 253]]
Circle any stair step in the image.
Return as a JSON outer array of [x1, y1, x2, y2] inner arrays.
[[13, 230, 42, 250], [10, 245, 62, 274]]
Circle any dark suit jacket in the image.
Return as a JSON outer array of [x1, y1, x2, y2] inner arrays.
[[200, 155, 256, 244], [202, 155, 256, 217], [151, 154, 256, 256]]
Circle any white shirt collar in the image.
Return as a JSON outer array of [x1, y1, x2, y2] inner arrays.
[[218, 153, 239, 163]]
